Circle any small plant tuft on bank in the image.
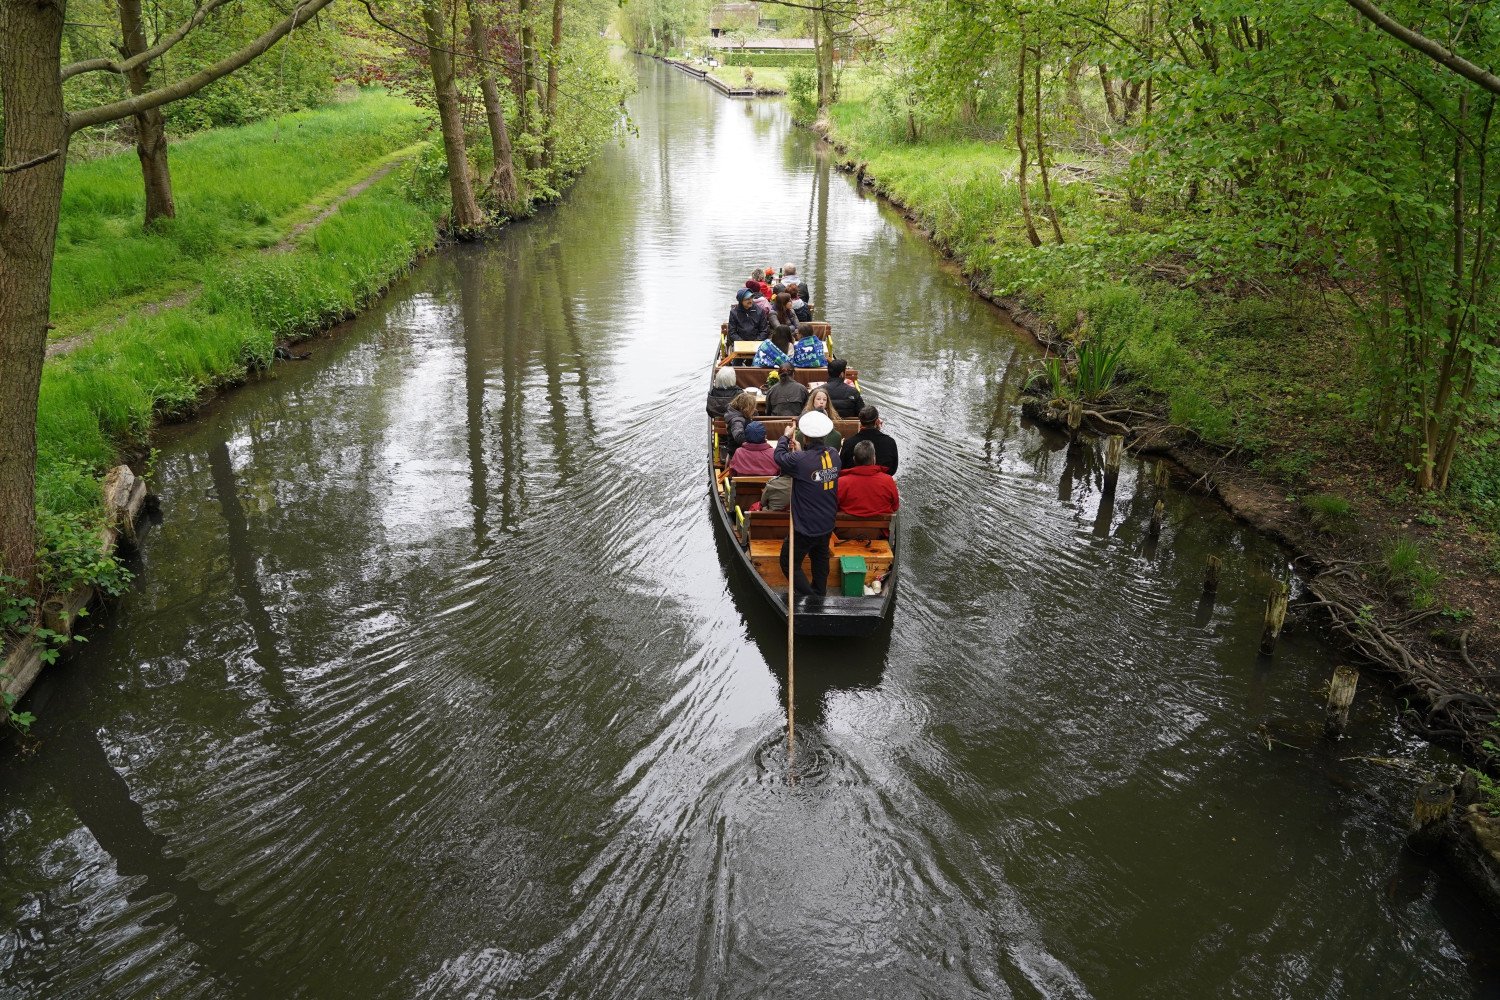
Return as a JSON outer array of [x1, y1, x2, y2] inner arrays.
[[1303, 493, 1355, 536], [1379, 538, 1441, 609]]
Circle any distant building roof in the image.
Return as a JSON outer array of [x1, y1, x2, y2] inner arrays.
[[708, 37, 816, 50], [709, 3, 759, 29]]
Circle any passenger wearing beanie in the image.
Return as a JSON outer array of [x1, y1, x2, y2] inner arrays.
[[774, 411, 842, 600], [725, 421, 780, 477], [728, 287, 769, 341], [824, 358, 864, 418]]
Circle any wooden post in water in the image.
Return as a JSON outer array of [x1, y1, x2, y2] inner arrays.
[[1407, 781, 1455, 855], [1152, 461, 1170, 492], [1203, 555, 1222, 594], [1066, 400, 1084, 440], [1260, 581, 1289, 654], [1148, 499, 1165, 538], [1103, 435, 1123, 494], [1324, 666, 1359, 737]]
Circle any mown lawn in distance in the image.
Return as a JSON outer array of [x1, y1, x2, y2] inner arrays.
[[51, 89, 427, 333]]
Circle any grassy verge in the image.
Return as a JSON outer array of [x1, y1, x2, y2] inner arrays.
[[32, 158, 442, 603], [51, 90, 427, 339], [709, 66, 789, 92], [819, 89, 1500, 635]]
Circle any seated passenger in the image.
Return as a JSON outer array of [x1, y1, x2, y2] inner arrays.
[[765, 361, 809, 416], [790, 328, 828, 368], [836, 440, 900, 517], [840, 405, 899, 475], [801, 386, 843, 447], [706, 365, 740, 418], [752, 326, 794, 368], [790, 285, 812, 323], [755, 475, 792, 512], [728, 288, 769, 342], [824, 358, 864, 418], [722, 391, 759, 457], [725, 420, 779, 476], [773, 292, 800, 333], [782, 263, 810, 307]]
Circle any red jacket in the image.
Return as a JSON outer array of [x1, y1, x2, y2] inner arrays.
[[836, 465, 899, 517]]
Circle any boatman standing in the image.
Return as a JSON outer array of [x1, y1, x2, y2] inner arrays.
[[775, 411, 841, 602]]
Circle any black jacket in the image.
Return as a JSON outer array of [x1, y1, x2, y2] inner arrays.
[[723, 407, 750, 451], [840, 427, 899, 476], [727, 304, 769, 342], [706, 385, 739, 418], [825, 379, 864, 419]]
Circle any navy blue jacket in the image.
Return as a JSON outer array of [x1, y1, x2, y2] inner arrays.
[[774, 437, 840, 535]]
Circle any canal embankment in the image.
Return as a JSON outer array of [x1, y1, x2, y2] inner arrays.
[[4, 89, 584, 720], [795, 104, 1500, 888]]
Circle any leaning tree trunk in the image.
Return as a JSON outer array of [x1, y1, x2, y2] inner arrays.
[[421, 0, 484, 232], [119, 0, 176, 226], [542, 0, 563, 164], [466, 0, 519, 204], [0, 1, 69, 588]]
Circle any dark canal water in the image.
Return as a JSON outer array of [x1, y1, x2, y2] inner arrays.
[[2, 58, 1496, 999]]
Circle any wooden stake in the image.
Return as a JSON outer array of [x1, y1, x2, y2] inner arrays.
[[1104, 434, 1123, 474], [1148, 499, 1164, 538], [1203, 555, 1222, 594], [1260, 581, 1289, 654], [1066, 399, 1083, 437], [1324, 665, 1359, 737], [1152, 461, 1170, 492], [1407, 781, 1455, 855], [787, 497, 796, 774]]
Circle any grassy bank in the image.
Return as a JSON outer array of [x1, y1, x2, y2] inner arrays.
[[818, 89, 1500, 670], [51, 90, 427, 339], [20, 92, 443, 622]]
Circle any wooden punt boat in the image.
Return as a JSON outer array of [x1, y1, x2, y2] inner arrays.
[[707, 323, 898, 637]]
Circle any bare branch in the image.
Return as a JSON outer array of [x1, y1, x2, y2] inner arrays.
[[1342, 0, 1500, 97], [0, 150, 62, 175], [67, 0, 340, 135], [60, 0, 240, 82]]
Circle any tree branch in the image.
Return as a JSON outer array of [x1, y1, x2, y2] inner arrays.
[[60, 0, 240, 82], [67, 0, 340, 134], [0, 150, 62, 175], [1342, 0, 1500, 97]]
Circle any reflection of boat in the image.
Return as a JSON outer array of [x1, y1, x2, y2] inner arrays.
[[707, 325, 898, 637]]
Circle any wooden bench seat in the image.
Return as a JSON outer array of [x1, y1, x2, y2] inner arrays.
[[747, 533, 893, 591], [730, 367, 856, 390], [711, 416, 859, 440]]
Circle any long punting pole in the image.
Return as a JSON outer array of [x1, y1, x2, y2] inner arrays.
[[786, 492, 796, 772]]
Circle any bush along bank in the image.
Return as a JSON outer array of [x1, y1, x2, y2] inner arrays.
[[3, 107, 607, 730], [808, 108, 1500, 842]]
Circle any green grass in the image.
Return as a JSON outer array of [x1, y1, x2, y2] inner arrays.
[[1302, 494, 1356, 536], [51, 90, 426, 333], [36, 169, 440, 574], [1378, 538, 1442, 609], [710, 66, 789, 91]]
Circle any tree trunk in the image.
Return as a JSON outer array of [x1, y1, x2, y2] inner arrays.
[[119, 0, 176, 226], [1014, 42, 1042, 247], [518, 0, 538, 170], [543, 0, 563, 164], [1034, 50, 1064, 244], [422, 0, 483, 232], [1098, 64, 1121, 123], [0, 1, 69, 587], [466, 0, 519, 204], [814, 7, 834, 117]]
